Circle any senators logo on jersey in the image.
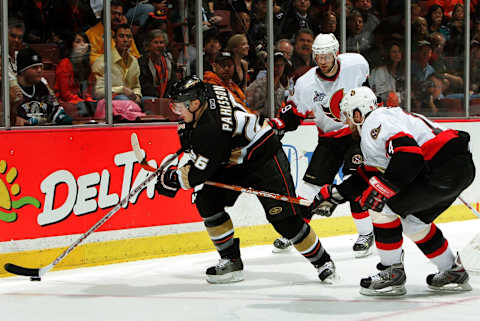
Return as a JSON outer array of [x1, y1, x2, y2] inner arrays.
[[371, 124, 381, 140]]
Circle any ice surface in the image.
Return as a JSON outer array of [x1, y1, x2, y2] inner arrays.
[[1, 219, 480, 321]]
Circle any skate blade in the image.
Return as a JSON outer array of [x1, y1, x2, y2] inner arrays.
[[354, 247, 373, 258], [359, 285, 407, 296], [206, 271, 244, 284], [272, 246, 293, 254], [428, 282, 472, 292], [321, 272, 339, 285]]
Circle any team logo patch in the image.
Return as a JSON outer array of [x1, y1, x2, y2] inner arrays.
[[313, 91, 326, 103], [351, 154, 363, 165], [371, 124, 381, 139], [269, 206, 283, 215]]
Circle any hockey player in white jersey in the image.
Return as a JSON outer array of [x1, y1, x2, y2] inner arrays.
[[318, 86, 474, 295], [270, 33, 374, 257]]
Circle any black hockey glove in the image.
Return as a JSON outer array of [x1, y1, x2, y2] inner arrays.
[[356, 176, 399, 212], [177, 121, 193, 152], [309, 184, 345, 217], [267, 117, 286, 137], [155, 165, 180, 198]]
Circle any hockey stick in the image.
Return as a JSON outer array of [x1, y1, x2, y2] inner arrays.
[[131, 133, 311, 206], [458, 196, 480, 218], [4, 144, 183, 280]]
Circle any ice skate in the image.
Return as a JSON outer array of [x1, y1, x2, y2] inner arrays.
[[315, 260, 336, 283], [426, 253, 472, 292], [272, 237, 292, 253], [360, 257, 406, 296], [353, 232, 374, 258], [206, 238, 244, 284]]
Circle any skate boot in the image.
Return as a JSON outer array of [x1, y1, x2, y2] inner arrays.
[[360, 255, 406, 296], [426, 253, 472, 292], [315, 260, 336, 283], [206, 238, 244, 284], [353, 232, 374, 258], [272, 237, 292, 253]]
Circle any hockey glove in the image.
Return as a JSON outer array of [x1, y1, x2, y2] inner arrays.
[[155, 165, 180, 198], [310, 184, 345, 217], [356, 176, 399, 212], [177, 121, 193, 152], [267, 118, 286, 137]]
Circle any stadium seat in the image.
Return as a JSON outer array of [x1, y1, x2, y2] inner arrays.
[[214, 10, 232, 33], [29, 43, 60, 69]]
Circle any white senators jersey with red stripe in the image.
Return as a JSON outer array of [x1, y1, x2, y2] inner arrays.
[[359, 107, 447, 170], [288, 53, 369, 137]]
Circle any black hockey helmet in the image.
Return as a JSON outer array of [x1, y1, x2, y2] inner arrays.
[[168, 76, 206, 108]]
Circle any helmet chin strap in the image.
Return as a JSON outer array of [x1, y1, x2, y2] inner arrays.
[[328, 57, 338, 74]]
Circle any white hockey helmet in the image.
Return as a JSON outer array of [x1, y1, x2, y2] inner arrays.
[[340, 87, 378, 125], [312, 33, 340, 59]]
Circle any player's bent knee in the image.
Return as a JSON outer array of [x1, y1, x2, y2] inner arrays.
[[271, 216, 306, 240]]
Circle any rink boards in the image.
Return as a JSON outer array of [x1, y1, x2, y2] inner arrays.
[[0, 121, 479, 277]]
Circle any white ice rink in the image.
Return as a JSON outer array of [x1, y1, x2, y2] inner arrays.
[[1, 219, 480, 321]]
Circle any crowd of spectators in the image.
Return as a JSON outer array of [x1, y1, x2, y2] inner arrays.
[[3, 0, 480, 125]]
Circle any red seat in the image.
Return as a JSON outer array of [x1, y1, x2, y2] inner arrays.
[[214, 10, 232, 33], [142, 98, 180, 121]]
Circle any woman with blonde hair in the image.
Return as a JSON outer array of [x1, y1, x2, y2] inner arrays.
[[226, 34, 249, 91]]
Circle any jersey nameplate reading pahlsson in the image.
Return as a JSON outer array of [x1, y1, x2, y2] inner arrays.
[[212, 85, 233, 132]]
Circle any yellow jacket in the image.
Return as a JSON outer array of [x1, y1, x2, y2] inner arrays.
[[92, 47, 142, 99], [86, 22, 141, 65]]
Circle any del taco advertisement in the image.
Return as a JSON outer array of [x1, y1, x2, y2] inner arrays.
[[0, 126, 201, 242]]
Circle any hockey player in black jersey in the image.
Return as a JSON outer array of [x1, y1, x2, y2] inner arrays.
[[316, 86, 475, 295], [155, 76, 335, 284]]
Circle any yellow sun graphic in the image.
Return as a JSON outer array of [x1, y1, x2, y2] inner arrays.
[[0, 160, 41, 223]]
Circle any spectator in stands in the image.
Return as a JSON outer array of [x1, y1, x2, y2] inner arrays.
[[226, 34, 250, 91], [92, 24, 142, 104], [412, 16, 430, 52], [125, 0, 155, 27], [291, 28, 315, 76], [278, 0, 319, 40], [412, 40, 435, 84], [139, 29, 177, 100], [232, 8, 252, 35], [55, 32, 96, 117], [429, 32, 464, 93], [353, 0, 379, 35], [321, 11, 338, 36], [346, 10, 373, 55], [369, 41, 405, 106], [7, 18, 24, 90], [275, 39, 294, 60], [246, 51, 292, 117], [426, 4, 450, 41], [470, 39, 480, 94], [413, 72, 450, 116], [15, 48, 72, 126], [86, 0, 141, 65], [445, 3, 465, 57], [203, 52, 247, 107]]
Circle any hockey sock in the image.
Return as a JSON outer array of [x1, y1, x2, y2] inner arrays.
[[203, 211, 235, 253], [406, 222, 455, 272], [290, 223, 329, 265], [352, 210, 373, 235], [373, 214, 403, 266], [296, 180, 321, 203]]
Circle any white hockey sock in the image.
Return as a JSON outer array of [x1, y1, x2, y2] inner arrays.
[[378, 247, 403, 266], [296, 180, 321, 202], [430, 245, 455, 271], [352, 211, 373, 235]]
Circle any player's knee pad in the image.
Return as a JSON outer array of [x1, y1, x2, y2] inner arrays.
[[271, 215, 306, 240]]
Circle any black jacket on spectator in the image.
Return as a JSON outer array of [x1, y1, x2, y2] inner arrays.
[[278, 10, 319, 41], [138, 54, 177, 98]]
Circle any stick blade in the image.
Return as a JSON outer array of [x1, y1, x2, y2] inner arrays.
[[130, 133, 144, 163], [4, 263, 40, 277]]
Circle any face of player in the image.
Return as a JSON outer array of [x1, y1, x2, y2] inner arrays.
[[315, 53, 335, 74], [149, 35, 167, 57], [344, 110, 363, 133], [115, 27, 133, 56], [173, 99, 201, 123]]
